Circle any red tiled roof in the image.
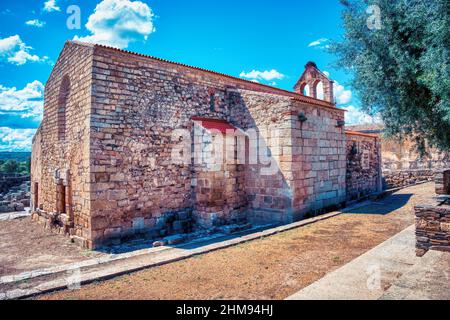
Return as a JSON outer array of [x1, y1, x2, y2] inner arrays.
[[69, 41, 343, 112], [345, 130, 379, 139], [192, 117, 237, 134], [345, 124, 384, 134]]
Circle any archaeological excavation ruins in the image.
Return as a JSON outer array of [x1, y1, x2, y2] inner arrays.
[[30, 41, 382, 249]]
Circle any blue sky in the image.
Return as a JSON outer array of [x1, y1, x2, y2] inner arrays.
[[0, 0, 377, 152]]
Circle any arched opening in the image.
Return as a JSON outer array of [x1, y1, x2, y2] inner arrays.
[[315, 81, 324, 100], [300, 83, 311, 97], [58, 76, 70, 141]]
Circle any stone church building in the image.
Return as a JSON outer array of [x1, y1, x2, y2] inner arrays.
[[31, 41, 381, 249]]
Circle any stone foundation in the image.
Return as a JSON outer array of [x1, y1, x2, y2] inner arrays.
[[32, 207, 195, 248], [415, 204, 450, 257], [382, 169, 434, 190]]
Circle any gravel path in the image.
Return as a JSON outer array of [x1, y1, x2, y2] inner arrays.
[[0, 217, 104, 277]]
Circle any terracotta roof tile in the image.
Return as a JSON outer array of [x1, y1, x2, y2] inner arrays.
[[345, 130, 379, 139]]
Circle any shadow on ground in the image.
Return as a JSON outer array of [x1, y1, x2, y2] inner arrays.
[[98, 223, 278, 254], [345, 194, 413, 215], [98, 194, 415, 254]]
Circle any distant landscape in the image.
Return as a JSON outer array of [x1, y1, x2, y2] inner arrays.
[[0, 152, 31, 175], [0, 152, 31, 162]]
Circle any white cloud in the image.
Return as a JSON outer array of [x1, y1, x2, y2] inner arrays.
[[0, 127, 36, 151], [25, 19, 46, 28], [344, 105, 382, 125], [334, 81, 352, 105], [1, 9, 12, 15], [0, 80, 44, 120], [74, 0, 156, 49], [239, 69, 285, 82], [43, 0, 60, 12], [0, 35, 47, 65], [308, 38, 329, 48], [309, 70, 352, 104]]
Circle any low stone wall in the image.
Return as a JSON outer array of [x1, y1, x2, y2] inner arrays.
[[415, 204, 450, 257], [382, 169, 434, 190], [435, 169, 450, 195], [33, 207, 195, 248]]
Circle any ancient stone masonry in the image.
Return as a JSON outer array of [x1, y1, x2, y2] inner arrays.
[[31, 41, 381, 249], [435, 169, 450, 195], [415, 204, 450, 257], [345, 131, 381, 201], [383, 169, 434, 189], [31, 43, 94, 245], [347, 124, 450, 191]]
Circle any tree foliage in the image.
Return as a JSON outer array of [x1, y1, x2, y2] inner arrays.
[[331, 0, 450, 154], [0, 159, 30, 174], [1, 160, 20, 174]]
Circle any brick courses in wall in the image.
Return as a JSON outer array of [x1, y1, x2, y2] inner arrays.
[[383, 169, 434, 190], [345, 131, 382, 201], [346, 124, 450, 171], [31, 42, 94, 246], [415, 204, 450, 257], [31, 41, 381, 249], [435, 169, 450, 195]]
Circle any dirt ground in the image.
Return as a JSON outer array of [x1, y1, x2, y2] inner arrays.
[[0, 217, 104, 276], [39, 183, 434, 300]]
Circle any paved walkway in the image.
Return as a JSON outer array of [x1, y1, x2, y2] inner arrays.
[[381, 250, 450, 300], [0, 208, 30, 221], [287, 225, 450, 300]]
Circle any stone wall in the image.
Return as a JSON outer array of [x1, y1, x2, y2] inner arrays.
[[415, 204, 450, 256], [191, 119, 247, 228], [30, 42, 94, 245], [382, 137, 450, 171], [86, 44, 345, 247], [345, 132, 381, 201], [435, 169, 450, 195], [31, 41, 360, 249], [382, 169, 434, 189], [291, 101, 347, 216], [346, 124, 450, 171]]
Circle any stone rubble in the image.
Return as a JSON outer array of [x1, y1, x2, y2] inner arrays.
[[0, 181, 30, 213], [383, 169, 434, 189]]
